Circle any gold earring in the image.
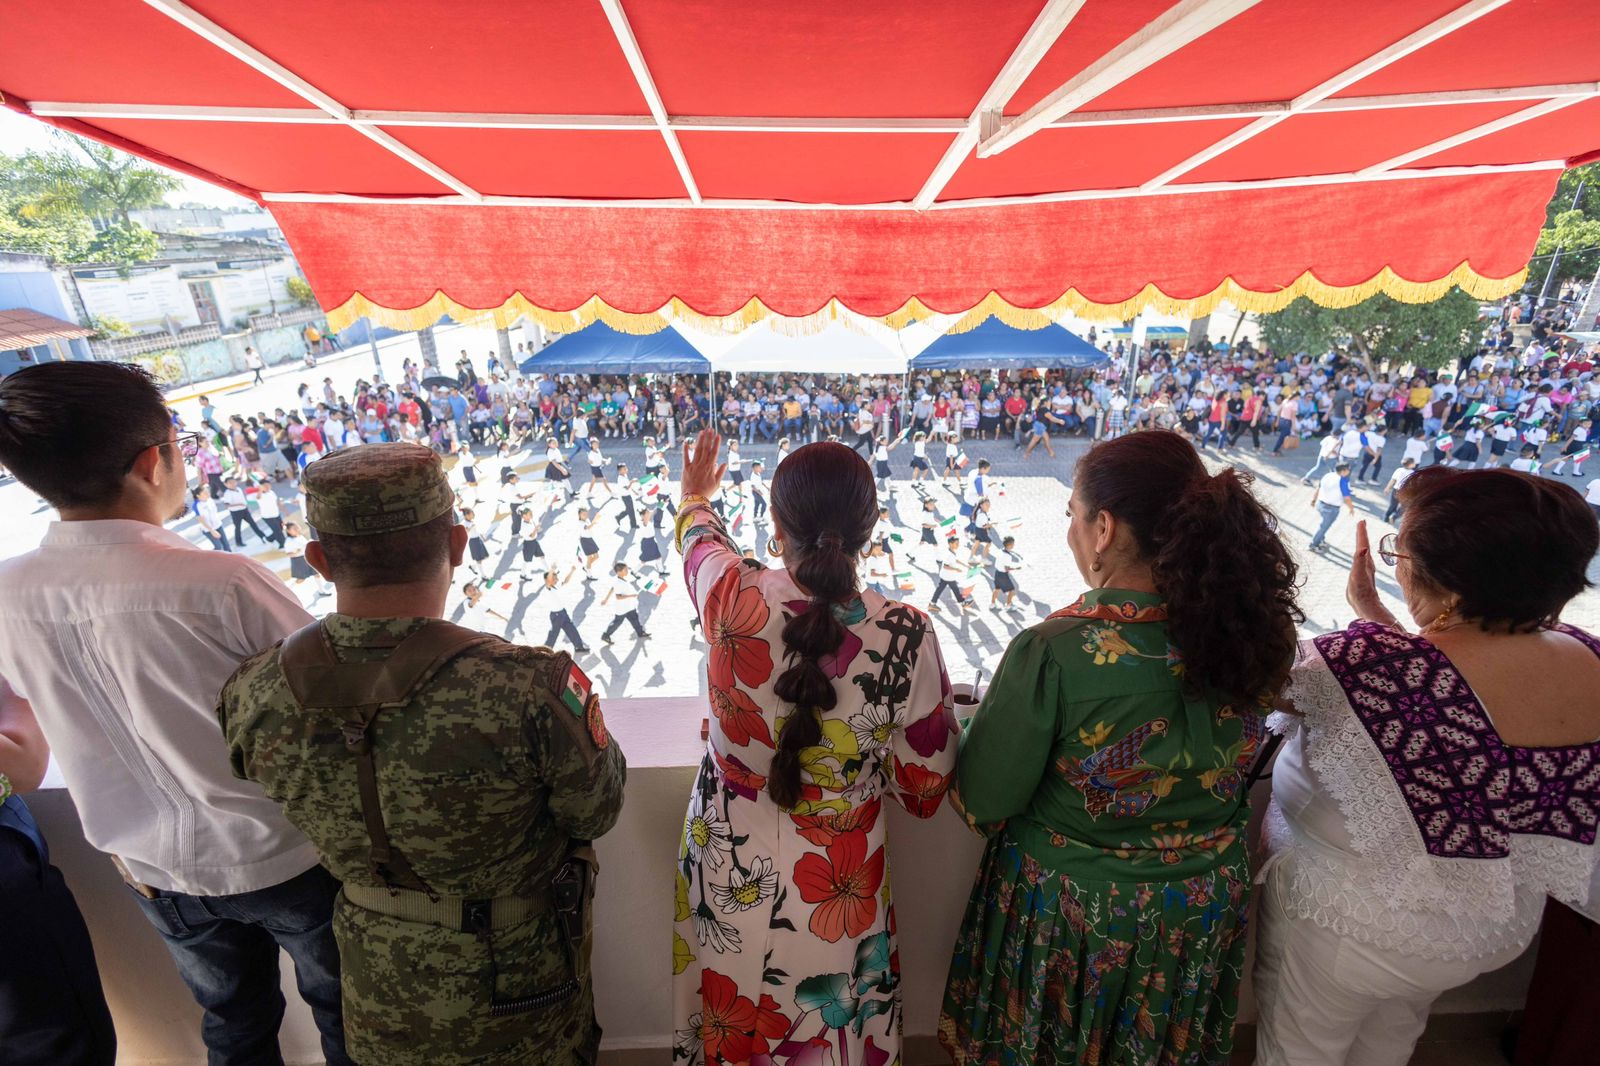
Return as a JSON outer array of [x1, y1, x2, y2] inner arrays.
[[1090, 553, 1103, 573], [767, 536, 784, 557]]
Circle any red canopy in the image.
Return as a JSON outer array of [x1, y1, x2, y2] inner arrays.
[[5, 0, 1597, 332]]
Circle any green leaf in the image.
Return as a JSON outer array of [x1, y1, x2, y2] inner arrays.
[[851, 931, 892, 994], [794, 972, 857, 1029], [852, 996, 894, 1036]]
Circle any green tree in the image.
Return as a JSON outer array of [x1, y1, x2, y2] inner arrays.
[[285, 275, 317, 307], [9, 133, 182, 228], [1258, 288, 1481, 372], [1531, 162, 1600, 288], [85, 222, 162, 268], [0, 189, 93, 260]]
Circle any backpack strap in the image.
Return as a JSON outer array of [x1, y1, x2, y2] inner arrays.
[[279, 620, 497, 895]]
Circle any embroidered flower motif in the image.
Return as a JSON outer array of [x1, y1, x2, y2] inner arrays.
[[711, 683, 774, 748], [710, 856, 779, 914], [696, 970, 759, 1062], [892, 758, 950, 818], [793, 829, 885, 943], [684, 797, 734, 870], [849, 704, 901, 750], [712, 747, 768, 802], [704, 566, 773, 690], [790, 802, 881, 847], [692, 906, 743, 954], [1082, 623, 1138, 665]]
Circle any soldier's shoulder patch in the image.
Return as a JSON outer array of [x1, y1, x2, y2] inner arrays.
[[558, 660, 593, 720], [585, 695, 609, 750]]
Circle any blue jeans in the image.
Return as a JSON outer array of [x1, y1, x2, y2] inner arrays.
[[1309, 502, 1342, 547], [129, 864, 353, 1066]]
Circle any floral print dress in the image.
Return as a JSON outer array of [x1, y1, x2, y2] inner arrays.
[[940, 589, 1262, 1066], [673, 499, 958, 1066]]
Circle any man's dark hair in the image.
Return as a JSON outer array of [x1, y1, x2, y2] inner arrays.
[[316, 512, 455, 588], [0, 362, 173, 509]]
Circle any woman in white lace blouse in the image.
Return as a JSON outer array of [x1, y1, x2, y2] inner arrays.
[[1255, 467, 1600, 1066]]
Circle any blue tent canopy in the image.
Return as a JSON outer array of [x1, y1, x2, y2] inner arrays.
[[910, 318, 1109, 372], [519, 322, 711, 375]]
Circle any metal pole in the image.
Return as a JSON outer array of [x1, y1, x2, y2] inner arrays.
[[366, 315, 383, 377], [1538, 177, 1587, 310]]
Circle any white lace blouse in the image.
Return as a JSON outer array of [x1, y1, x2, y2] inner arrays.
[[1262, 622, 1600, 961]]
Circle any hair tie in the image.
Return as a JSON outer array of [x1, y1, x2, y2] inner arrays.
[[815, 532, 843, 551]]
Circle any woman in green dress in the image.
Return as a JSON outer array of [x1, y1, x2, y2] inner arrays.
[[940, 431, 1302, 1065]]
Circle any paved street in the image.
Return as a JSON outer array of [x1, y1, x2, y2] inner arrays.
[[3, 341, 1597, 702]]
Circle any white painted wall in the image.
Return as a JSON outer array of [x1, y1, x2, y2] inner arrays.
[[26, 697, 1535, 1064]]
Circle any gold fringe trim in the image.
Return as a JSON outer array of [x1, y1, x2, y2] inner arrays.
[[325, 263, 1527, 336]]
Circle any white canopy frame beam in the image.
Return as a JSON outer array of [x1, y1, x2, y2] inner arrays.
[[913, 0, 1091, 209], [1141, 0, 1515, 190], [28, 81, 1598, 133], [259, 158, 1566, 210], [137, 0, 483, 200], [596, 0, 702, 204], [1359, 95, 1590, 174], [976, 0, 1267, 159]]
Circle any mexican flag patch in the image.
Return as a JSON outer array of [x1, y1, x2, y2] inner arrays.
[[560, 661, 593, 719]]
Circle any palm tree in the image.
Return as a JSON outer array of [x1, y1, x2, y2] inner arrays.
[[13, 132, 182, 228]]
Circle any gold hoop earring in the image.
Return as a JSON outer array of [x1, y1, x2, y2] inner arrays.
[[767, 536, 784, 557]]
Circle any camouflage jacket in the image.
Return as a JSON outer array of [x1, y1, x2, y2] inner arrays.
[[218, 614, 626, 1066]]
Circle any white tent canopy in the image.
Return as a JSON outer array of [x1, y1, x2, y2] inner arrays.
[[710, 320, 914, 376]]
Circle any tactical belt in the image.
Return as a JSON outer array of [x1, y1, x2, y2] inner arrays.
[[343, 883, 549, 933]]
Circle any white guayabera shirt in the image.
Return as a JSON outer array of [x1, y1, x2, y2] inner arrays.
[[0, 520, 318, 895]]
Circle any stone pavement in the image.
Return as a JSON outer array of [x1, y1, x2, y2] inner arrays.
[[2, 353, 1596, 700]]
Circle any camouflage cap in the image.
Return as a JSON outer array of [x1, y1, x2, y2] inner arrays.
[[302, 443, 455, 536]]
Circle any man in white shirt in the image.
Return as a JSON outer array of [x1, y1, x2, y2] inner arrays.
[[0, 362, 351, 1065]]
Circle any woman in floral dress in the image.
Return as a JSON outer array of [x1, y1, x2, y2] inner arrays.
[[673, 430, 957, 1066], [941, 432, 1302, 1065]]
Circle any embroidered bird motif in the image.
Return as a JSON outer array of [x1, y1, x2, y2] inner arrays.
[[1061, 719, 1176, 819]]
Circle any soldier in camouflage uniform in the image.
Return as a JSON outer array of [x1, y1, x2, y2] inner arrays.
[[217, 443, 625, 1065]]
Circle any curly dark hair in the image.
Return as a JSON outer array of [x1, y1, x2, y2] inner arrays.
[[1397, 466, 1598, 632], [766, 442, 878, 808], [1075, 431, 1303, 705]]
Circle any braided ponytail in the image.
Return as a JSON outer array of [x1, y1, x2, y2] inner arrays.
[[767, 444, 877, 808]]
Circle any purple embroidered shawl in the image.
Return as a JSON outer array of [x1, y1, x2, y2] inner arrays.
[[1312, 621, 1600, 859]]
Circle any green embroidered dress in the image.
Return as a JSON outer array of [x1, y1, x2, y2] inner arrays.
[[939, 589, 1260, 1066]]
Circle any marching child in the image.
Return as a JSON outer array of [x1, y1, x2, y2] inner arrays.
[[908, 431, 932, 483], [929, 533, 976, 614], [460, 506, 490, 579], [748, 459, 769, 521], [991, 535, 1023, 612]]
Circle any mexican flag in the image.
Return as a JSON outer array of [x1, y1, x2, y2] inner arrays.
[[559, 662, 593, 718], [954, 451, 970, 469], [895, 570, 916, 591], [1572, 447, 1592, 465], [1486, 411, 1518, 425], [889, 532, 904, 543], [966, 564, 986, 580], [938, 515, 959, 531], [1002, 516, 1024, 533], [1461, 402, 1495, 420], [639, 474, 661, 496], [893, 424, 914, 444], [640, 575, 668, 596], [1435, 435, 1454, 451]]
